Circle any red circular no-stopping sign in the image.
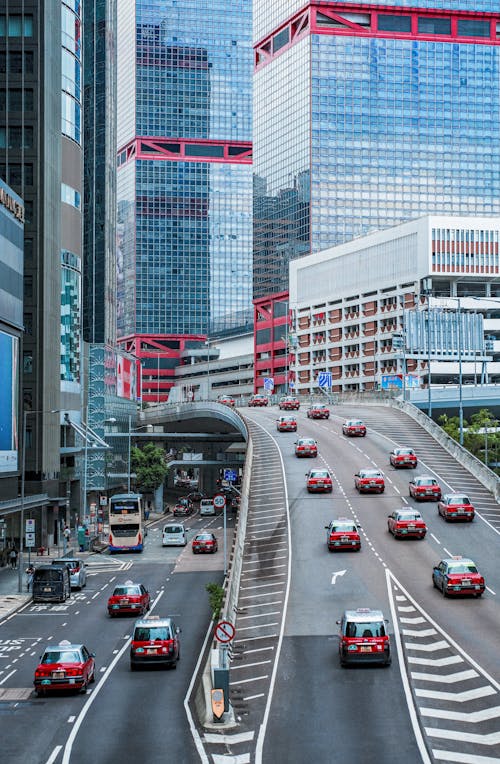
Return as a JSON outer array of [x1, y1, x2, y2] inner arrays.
[[214, 620, 235, 643]]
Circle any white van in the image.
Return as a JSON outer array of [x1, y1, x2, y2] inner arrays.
[[200, 498, 216, 516], [162, 523, 188, 547]]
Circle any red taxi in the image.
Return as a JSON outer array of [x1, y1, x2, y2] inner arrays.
[[192, 532, 218, 554], [306, 468, 333, 493], [34, 640, 95, 696], [438, 493, 475, 522], [389, 447, 417, 469], [248, 394, 268, 407], [130, 615, 180, 670], [325, 518, 361, 551], [279, 396, 300, 411], [307, 403, 330, 419], [337, 608, 391, 666], [107, 581, 151, 617], [354, 468, 385, 494], [432, 556, 485, 598], [276, 415, 297, 432], [409, 475, 442, 501], [342, 419, 366, 437], [217, 394, 235, 407], [387, 508, 427, 539], [294, 437, 318, 458]]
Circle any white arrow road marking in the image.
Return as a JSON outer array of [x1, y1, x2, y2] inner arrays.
[[426, 728, 500, 745], [213, 755, 250, 764], [400, 616, 427, 624], [416, 686, 496, 702], [204, 732, 255, 744], [411, 669, 478, 683], [421, 706, 500, 723], [405, 640, 450, 652], [331, 570, 346, 585], [402, 628, 437, 637], [434, 751, 500, 763], [408, 655, 463, 667]]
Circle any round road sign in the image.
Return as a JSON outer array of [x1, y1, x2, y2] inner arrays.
[[213, 494, 226, 509], [214, 620, 235, 643]]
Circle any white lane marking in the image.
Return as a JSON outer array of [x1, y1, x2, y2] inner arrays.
[[238, 611, 281, 621], [426, 728, 500, 745], [242, 565, 287, 574], [99, 666, 106, 672], [44, 746, 62, 764], [67, 716, 76, 723], [398, 606, 417, 613], [400, 617, 427, 624], [212, 755, 250, 764], [485, 586, 496, 595], [430, 533, 441, 544], [230, 675, 269, 686], [411, 669, 479, 684], [239, 591, 284, 601], [408, 656, 464, 667], [0, 669, 16, 684], [243, 693, 265, 701], [240, 582, 285, 591], [233, 634, 278, 645], [405, 640, 450, 652], [236, 623, 279, 633], [386, 569, 434, 764], [416, 686, 496, 702], [402, 628, 438, 638], [61, 590, 164, 764], [443, 547, 453, 557], [242, 646, 275, 655], [433, 749, 500, 763], [243, 560, 287, 570], [204, 731, 255, 744], [91, 592, 100, 600], [231, 660, 272, 670], [421, 706, 500, 722]]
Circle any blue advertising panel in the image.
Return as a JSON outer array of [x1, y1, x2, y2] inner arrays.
[[0, 331, 19, 472]]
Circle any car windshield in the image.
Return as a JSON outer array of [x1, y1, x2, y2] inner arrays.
[[447, 562, 478, 574], [164, 526, 183, 534], [360, 470, 381, 478], [113, 586, 140, 596], [310, 470, 328, 478], [42, 650, 81, 664], [332, 523, 357, 532], [345, 621, 386, 638], [134, 626, 171, 641], [448, 495, 470, 504]]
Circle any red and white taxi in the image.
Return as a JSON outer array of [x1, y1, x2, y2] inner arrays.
[[337, 608, 391, 666], [432, 556, 485, 597], [192, 532, 218, 554], [217, 394, 235, 407], [34, 640, 95, 696], [354, 468, 385, 494], [409, 475, 442, 501], [325, 518, 361, 551], [389, 447, 417, 468], [107, 581, 151, 617], [342, 419, 366, 437], [306, 468, 333, 493], [306, 403, 330, 419], [276, 415, 297, 432], [387, 508, 427, 539], [248, 394, 268, 407], [279, 396, 300, 411], [130, 615, 180, 669], [295, 437, 318, 458], [438, 493, 475, 522]]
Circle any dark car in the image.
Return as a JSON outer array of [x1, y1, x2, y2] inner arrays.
[[306, 468, 333, 493], [389, 447, 417, 468], [438, 494, 475, 522], [354, 468, 385, 494], [432, 556, 485, 597], [130, 616, 180, 670], [337, 608, 391, 666], [409, 475, 442, 501], [387, 508, 427, 539], [107, 581, 151, 616], [294, 437, 318, 458], [34, 640, 95, 695], [307, 403, 330, 419], [33, 565, 71, 603], [276, 415, 297, 432], [248, 394, 268, 407], [325, 518, 361, 551], [192, 532, 218, 554]]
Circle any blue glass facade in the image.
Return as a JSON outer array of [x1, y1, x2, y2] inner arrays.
[[253, 2, 500, 298], [117, 0, 253, 338]]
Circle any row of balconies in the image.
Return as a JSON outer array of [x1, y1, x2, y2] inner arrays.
[[296, 294, 416, 330]]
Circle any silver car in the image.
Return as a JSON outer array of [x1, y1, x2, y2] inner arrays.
[[52, 558, 87, 589]]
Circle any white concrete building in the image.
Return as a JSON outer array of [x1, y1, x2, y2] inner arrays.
[[289, 216, 500, 395]]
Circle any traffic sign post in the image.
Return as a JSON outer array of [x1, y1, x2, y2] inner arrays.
[[263, 377, 274, 392], [213, 494, 227, 578]]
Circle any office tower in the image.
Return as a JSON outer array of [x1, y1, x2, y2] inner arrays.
[[0, 3, 83, 535], [253, 1, 500, 299], [116, 1, 253, 399]]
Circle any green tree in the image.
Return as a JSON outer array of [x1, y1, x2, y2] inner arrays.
[[131, 442, 168, 493], [438, 408, 500, 469]]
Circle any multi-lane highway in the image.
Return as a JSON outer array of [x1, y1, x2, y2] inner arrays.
[[1, 401, 499, 764]]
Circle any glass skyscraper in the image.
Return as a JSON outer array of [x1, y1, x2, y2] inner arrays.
[[253, 0, 500, 299], [116, 1, 253, 342]]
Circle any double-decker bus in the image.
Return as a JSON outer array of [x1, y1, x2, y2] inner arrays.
[[108, 493, 144, 552]]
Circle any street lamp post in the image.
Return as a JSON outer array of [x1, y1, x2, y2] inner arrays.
[[19, 409, 59, 593], [206, 339, 211, 401], [421, 278, 433, 418], [127, 413, 132, 493], [457, 298, 464, 447]]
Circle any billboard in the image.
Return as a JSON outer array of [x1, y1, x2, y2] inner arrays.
[[0, 331, 19, 472]]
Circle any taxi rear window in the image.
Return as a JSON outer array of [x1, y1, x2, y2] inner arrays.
[[345, 621, 386, 638], [448, 562, 477, 574], [113, 586, 140, 596], [42, 650, 80, 663], [134, 626, 172, 641], [332, 523, 356, 532]]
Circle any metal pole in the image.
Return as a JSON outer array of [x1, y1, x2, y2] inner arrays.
[[127, 413, 132, 493], [83, 405, 89, 526], [485, 425, 488, 467], [458, 299, 464, 446], [206, 339, 211, 401], [18, 411, 28, 593], [157, 354, 160, 403], [427, 292, 432, 418], [402, 310, 407, 402], [285, 311, 289, 395], [223, 501, 227, 578]]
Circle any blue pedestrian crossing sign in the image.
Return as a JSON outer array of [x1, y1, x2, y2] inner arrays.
[[318, 371, 332, 388], [263, 377, 274, 391]]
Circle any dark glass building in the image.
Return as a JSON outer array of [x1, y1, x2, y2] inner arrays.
[[116, 0, 253, 393], [253, 0, 500, 299]]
